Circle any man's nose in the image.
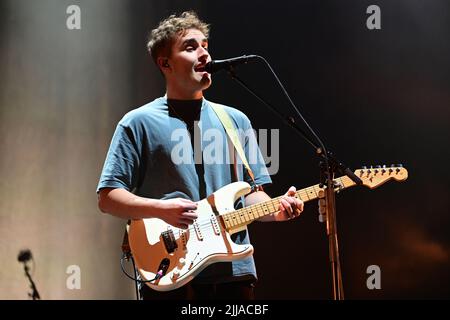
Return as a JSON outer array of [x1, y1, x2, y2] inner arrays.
[[198, 47, 210, 61]]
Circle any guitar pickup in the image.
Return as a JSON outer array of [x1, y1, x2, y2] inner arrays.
[[161, 229, 178, 253], [210, 216, 221, 236]]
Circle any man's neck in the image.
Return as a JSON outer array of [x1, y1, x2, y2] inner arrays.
[[166, 87, 203, 100]]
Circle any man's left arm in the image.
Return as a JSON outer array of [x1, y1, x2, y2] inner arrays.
[[244, 187, 304, 222]]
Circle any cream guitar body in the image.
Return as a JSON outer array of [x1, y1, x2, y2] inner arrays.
[[128, 182, 254, 292]]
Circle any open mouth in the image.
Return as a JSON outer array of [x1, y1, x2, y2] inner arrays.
[[194, 65, 206, 72]]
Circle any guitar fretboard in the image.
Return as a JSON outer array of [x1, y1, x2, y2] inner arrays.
[[221, 175, 356, 230]]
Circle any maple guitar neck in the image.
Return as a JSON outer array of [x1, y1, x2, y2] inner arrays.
[[221, 165, 408, 231], [220, 176, 352, 230]]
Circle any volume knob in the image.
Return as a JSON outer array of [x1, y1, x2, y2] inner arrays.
[[171, 268, 180, 280], [178, 258, 186, 266]]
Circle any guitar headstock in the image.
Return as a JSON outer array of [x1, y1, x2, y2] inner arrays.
[[355, 165, 408, 189]]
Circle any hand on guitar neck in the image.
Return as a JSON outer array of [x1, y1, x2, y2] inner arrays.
[[246, 186, 304, 222]]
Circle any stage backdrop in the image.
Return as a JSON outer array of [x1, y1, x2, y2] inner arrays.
[[1, 0, 449, 299]]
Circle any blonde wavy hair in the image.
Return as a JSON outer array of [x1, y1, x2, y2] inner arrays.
[[147, 11, 210, 64]]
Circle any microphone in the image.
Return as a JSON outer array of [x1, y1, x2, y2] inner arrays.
[[18, 249, 32, 263], [205, 55, 259, 74]]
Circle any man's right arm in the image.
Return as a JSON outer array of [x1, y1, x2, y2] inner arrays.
[[98, 188, 162, 220], [97, 188, 198, 229]]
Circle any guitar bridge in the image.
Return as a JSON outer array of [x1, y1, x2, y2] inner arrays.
[[161, 229, 178, 253]]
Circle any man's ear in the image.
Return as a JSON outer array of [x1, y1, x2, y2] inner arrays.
[[157, 57, 170, 69]]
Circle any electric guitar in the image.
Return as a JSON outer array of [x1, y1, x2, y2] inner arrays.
[[128, 165, 408, 291]]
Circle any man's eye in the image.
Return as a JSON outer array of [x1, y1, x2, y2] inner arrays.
[[203, 47, 209, 52], [186, 46, 194, 51]]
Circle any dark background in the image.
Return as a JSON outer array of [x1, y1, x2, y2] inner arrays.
[[1, 0, 449, 299]]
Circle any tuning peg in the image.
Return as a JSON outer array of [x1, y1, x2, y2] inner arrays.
[[397, 164, 403, 168], [361, 166, 367, 170], [381, 165, 387, 173]]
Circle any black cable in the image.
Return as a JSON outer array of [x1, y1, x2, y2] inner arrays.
[[226, 55, 331, 176], [120, 254, 161, 283], [226, 56, 345, 299], [130, 255, 140, 300], [253, 55, 330, 171], [253, 55, 345, 299]]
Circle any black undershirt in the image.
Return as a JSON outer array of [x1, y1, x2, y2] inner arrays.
[[167, 98, 206, 199], [167, 98, 202, 129]]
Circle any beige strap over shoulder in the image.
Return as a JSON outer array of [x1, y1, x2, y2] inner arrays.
[[209, 102, 256, 184]]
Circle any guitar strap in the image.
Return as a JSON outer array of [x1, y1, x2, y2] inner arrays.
[[209, 102, 261, 191]]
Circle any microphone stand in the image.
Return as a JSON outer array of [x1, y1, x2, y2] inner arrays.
[[224, 61, 362, 300], [18, 250, 41, 300], [23, 263, 41, 300]]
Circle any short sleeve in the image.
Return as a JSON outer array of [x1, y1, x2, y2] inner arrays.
[[96, 124, 141, 193]]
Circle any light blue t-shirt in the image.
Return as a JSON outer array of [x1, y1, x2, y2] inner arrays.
[[97, 96, 272, 283]]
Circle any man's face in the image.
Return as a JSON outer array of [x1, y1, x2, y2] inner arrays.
[[164, 29, 212, 95]]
